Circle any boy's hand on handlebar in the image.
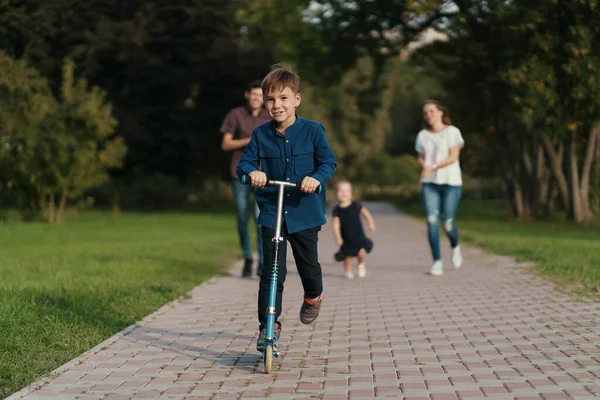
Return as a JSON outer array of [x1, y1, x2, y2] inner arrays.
[[300, 176, 320, 193], [248, 171, 267, 188]]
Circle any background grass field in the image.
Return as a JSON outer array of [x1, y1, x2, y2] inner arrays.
[[0, 211, 240, 398], [400, 201, 600, 294]]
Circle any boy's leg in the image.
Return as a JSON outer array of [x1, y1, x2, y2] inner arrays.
[[288, 226, 323, 324], [258, 225, 288, 330], [232, 179, 253, 277]]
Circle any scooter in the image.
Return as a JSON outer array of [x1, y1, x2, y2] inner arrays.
[[241, 174, 321, 373]]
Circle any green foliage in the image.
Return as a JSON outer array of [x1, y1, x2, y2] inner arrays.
[[52, 60, 125, 201], [0, 53, 58, 218], [353, 154, 422, 187], [0, 54, 125, 223], [501, 0, 600, 135]]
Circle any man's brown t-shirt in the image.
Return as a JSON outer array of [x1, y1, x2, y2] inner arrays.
[[220, 106, 271, 179]]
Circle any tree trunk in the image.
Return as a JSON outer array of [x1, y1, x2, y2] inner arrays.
[[535, 144, 548, 214], [579, 124, 599, 220], [542, 136, 570, 213], [567, 133, 584, 222], [56, 195, 67, 224], [513, 182, 526, 219], [47, 193, 56, 225], [545, 181, 560, 217], [522, 147, 534, 217], [501, 180, 517, 217]]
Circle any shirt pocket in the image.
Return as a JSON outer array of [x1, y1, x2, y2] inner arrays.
[[260, 147, 282, 178], [292, 145, 315, 175]]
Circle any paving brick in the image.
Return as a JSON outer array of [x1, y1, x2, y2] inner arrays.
[[9, 204, 600, 400]]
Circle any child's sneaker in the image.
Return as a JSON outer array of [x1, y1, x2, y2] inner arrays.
[[344, 271, 354, 279], [452, 246, 463, 269], [256, 323, 281, 353], [300, 293, 323, 324], [357, 263, 366, 278], [428, 261, 444, 276]]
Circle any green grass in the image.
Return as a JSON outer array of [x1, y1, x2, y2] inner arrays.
[[400, 201, 600, 295], [0, 210, 240, 398]]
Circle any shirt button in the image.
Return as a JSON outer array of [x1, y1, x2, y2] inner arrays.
[[285, 211, 288, 214], [286, 158, 289, 162], [286, 177, 290, 181], [286, 140, 289, 143]]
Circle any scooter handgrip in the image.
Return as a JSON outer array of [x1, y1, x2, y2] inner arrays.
[[241, 175, 249, 184], [295, 182, 322, 194]]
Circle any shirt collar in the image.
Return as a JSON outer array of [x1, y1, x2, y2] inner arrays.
[[270, 114, 303, 136]]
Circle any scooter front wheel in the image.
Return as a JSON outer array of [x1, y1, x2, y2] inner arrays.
[[264, 344, 273, 374]]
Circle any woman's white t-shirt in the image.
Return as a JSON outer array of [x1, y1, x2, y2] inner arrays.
[[415, 125, 465, 186]]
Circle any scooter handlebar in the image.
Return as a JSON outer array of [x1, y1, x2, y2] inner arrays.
[[241, 174, 322, 194]]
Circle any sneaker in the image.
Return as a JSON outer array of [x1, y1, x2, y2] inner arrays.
[[256, 262, 264, 277], [242, 257, 253, 278], [256, 323, 281, 353], [300, 293, 323, 324], [357, 263, 366, 278], [452, 246, 463, 269], [344, 271, 354, 279], [428, 261, 444, 276]]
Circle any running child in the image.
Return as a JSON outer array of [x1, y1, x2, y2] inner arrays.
[[332, 181, 376, 279]]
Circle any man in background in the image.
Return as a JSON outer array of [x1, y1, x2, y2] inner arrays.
[[220, 80, 271, 277]]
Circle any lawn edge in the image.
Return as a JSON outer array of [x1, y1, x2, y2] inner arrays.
[[5, 267, 234, 399], [395, 203, 599, 299]]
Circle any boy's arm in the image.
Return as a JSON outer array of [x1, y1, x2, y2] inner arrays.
[[236, 130, 260, 180], [332, 216, 343, 246], [310, 124, 337, 186], [360, 207, 376, 233]]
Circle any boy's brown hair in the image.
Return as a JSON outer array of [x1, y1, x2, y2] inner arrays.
[[262, 63, 300, 95]]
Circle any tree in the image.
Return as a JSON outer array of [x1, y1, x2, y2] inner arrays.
[[0, 52, 58, 218], [501, 0, 600, 221], [41, 59, 126, 223], [0, 0, 276, 187], [0, 54, 126, 223]]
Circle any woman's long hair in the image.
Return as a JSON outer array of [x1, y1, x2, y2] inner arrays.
[[423, 99, 452, 128]]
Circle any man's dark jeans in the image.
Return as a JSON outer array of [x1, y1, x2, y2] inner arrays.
[[258, 224, 323, 329]]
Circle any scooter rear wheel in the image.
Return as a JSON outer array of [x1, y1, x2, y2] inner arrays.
[[264, 344, 273, 374]]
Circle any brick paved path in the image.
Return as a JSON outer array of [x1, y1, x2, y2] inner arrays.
[[9, 203, 600, 400]]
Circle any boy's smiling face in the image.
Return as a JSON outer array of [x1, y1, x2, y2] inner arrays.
[[264, 86, 301, 129]]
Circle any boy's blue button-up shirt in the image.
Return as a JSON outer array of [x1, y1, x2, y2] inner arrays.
[[236, 116, 337, 234]]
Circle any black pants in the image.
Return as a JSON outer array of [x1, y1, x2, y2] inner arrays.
[[258, 224, 323, 329]]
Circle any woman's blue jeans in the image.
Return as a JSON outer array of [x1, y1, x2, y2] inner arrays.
[[232, 179, 263, 263], [421, 183, 462, 261]]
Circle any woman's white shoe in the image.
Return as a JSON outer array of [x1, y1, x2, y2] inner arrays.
[[452, 246, 463, 269], [429, 261, 444, 276]]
